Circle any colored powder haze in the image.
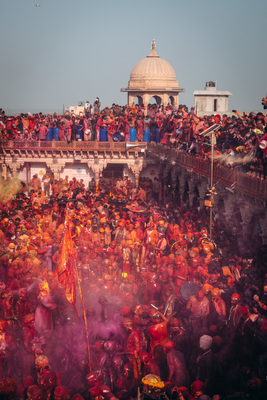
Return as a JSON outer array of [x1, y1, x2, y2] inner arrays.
[[0, 0, 266, 114]]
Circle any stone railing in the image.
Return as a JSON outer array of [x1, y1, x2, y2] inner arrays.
[[1, 140, 128, 152], [1, 140, 266, 202], [148, 144, 267, 203]]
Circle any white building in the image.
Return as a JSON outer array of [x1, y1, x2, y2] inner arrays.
[[194, 81, 232, 116]]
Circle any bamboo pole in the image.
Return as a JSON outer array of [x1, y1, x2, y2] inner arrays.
[[74, 260, 92, 372]]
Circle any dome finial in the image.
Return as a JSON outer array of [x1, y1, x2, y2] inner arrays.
[[148, 39, 159, 58]]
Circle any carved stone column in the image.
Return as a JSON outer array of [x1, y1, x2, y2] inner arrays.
[[158, 162, 165, 204], [46, 162, 65, 180], [177, 168, 186, 205], [25, 163, 31, 185], [128, 94, 135, 106], [238, 201, 264, 251], [239, 203, 254, 241], [142, 94, 150, 117], [187, 174, 197, 207], [222, 191, 245, 250], [89, 161, 107, 192], [162, 93, 169, 109], [223, 191, 237, 226], [259, 211, 267, 246], [171, 166, 179, 199], [198, 178, 209, 208], [6, 161, 25, 176], [161, 163, 172, 202], [1, 163, 8, 180], [127, 159, 144, 187]]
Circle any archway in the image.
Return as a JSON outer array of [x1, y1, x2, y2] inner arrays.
[[133, 96, 143, 106], [168, 95, 175, 106], [192, 185, 200, 208], [148, 95, 163, 106], [102, 163, 123, 185]]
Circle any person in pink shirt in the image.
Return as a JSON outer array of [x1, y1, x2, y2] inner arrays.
[[64, 116, 72, 142], [83, 117, 93, 141], [38, 123, 49, 141]]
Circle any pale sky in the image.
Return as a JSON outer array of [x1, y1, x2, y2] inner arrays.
[[0, 0, 266, 114]]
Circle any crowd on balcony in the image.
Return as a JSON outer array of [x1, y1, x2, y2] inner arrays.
[[0, 171, 266, 400], [0, 102, 267, 179]]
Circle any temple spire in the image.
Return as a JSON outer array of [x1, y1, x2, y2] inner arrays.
[[148, 39, 160, 58]]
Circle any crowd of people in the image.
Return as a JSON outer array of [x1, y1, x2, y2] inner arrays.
[[0, 101, 267, 179], [0, 171, 266, 400]]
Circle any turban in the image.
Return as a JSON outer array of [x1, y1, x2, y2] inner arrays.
[[199, 335, 213, 350]]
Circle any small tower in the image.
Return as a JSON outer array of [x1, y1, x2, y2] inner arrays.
[[194, 81, 232, 116]]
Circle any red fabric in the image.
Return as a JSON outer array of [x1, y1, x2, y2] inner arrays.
[[56, 213, 76, 305]]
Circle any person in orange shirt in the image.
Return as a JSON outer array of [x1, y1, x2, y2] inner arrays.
[[137, 186, 146, 202], [30, 174, 41, 192], [144, 221, 158, 247], [209, 288, 226, 325]]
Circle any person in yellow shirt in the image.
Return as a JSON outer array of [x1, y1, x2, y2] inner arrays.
[[254, 119, 266, 136]]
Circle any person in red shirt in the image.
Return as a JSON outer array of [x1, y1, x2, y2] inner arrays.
[[136, 116, 144, 142], [58, 124, 65, 141]]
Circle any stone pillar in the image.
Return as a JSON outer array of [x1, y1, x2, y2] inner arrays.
[[7, 161, 25, 176], [128, 94, 135, 106], [158, 162, 165, 204], [127, 160, 144, 187], [89, 162, 107, 192], [259, 211, 267, 246], [187, 174, 197, 207], [1, 163, 8, 180], [239, 202, 263, 251], [223, 192, 237, 226], [161, 163, 172, 202], [239, 204, 253, 241], [223, 191, 244, 247], [177, 168, 186, 205], [171, 166, 179, 198], [198, 178, 209, 208], [162, 93, 169, 109], [46, 162, 65, 180], [25, 163, 31, 185], [142, 94, 150, 116], [173, 93, 179, 110]]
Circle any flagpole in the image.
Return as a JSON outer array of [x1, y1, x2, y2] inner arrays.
[[74, 260, 92, 372], [60, 211, 92, 372]]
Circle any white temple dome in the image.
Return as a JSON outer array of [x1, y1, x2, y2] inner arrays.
[[128, 40, 179, 90]]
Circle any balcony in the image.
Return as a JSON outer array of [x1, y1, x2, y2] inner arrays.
[[1, 140, 266, 203]]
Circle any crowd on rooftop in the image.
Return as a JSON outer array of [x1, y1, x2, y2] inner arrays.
[[1, 100, 267, 179], [0, 169, 266, 400]]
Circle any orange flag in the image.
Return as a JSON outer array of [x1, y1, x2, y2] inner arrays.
[[56, 214, 76, 305]]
